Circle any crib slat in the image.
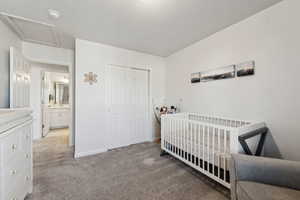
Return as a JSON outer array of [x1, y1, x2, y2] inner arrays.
[[190, 122, 193, 162], [207, 126, 209, 172], [186, 119, 189, 160], [212, 127, 215, 176], [180, 119, 182, 157], [224, 130, 227, 181], [189, 123, 194, 164], [201, 125, 205, 170], [174, 119, 178, 154], [177, 119, 180, 156], [167, 118, 170, 151], [175, 119, 177, 154], [194, 123, 197, 165], [197, 123, 200, 169], [193, 123, 196, 165], [170, 119, 174, 152], [218, 128, 221, 179], [183, 121, 187, 159], [190, 122, 193, 163]]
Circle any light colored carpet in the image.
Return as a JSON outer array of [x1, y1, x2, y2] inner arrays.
[[27, 129, 230, 200]]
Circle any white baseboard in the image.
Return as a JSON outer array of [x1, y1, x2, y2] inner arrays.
[[74, 148, 108, 158]]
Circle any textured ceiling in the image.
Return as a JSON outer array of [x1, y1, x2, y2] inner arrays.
[[0, 0, 282, 56]]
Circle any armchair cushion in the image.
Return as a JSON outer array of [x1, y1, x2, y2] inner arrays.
[[238, 181, 300, 200], [231, 154, 300, 190]]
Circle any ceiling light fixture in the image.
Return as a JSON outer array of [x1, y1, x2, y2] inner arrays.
[[48, 9, 60, 19]]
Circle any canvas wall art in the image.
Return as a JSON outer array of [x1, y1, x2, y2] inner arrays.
[[191, 72, 201, 83], [200, 65, 235, 82], [236, 61, 255, 77]]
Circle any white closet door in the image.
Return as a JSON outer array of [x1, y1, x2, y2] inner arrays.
[[131, 69, 149, 144], [10, 47, 31, 108], [108, 65, 149, 149]]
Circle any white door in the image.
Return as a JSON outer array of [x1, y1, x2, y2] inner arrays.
[[107, 65, 149, 149], [10, 47, 31, 108], [42, 106, 50, 137], [41, 72, 50, 137]]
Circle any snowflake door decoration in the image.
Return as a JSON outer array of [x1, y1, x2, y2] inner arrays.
[[84, 72, 98, 85]]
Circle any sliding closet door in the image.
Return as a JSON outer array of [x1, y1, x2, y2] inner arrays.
[[108, 66, 132, 148], [107, 65, 149, 149], [131, 69, 149, 144]]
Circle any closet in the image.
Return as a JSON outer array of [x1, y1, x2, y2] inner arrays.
[[107, 65, 150, 149]]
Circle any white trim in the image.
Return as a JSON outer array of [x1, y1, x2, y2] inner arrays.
[[24, 57, 71, 67], [9, 47, 14, 108], [26, 57, 75, 148], [74, 148, 108, 159]]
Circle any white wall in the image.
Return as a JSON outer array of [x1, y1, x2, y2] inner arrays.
[[0, 20, 22, 108], [30, 66, 42, 140], [165, 0, 300, 161], [22, 42, 74, 66], [75, 39, 165, 157], [23, 42, 75, 145]]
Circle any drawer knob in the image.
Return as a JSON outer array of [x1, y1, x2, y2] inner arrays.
[[26, 154, 30, 159], [26, 176, 31, 181], [12, 144, 17, 151]]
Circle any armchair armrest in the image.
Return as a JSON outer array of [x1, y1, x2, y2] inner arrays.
[[230, 154, 300, 191]]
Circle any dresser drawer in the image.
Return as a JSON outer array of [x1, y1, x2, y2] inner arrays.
[[2, 159, 23, 197], [21, 126, 32, 151], [22, 166, 33, 194], [2, 129, 22, 163], [4, 190, 24, 200], [3, 182, 25, 200], [2, 159, 32, 200]]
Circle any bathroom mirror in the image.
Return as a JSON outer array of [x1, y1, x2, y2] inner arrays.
[[54, 82, 69, 105]]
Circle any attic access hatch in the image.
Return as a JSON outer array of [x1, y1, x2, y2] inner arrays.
[[0, 12, 61, 47]]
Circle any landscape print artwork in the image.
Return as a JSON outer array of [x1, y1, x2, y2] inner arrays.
[[236, 61, 255, 77], [200, 65, 235, 82], [191, 72, 201, 83]]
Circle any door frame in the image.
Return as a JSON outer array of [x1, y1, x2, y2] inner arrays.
[[28, 59, 75, 147], [106, 64, 153, 148]]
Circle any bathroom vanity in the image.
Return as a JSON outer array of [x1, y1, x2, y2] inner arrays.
[[49, 106, 70, 129], [0, 109, 33, 200]]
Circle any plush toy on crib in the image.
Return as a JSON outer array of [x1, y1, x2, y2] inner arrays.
[[154, 105, 178, 126]]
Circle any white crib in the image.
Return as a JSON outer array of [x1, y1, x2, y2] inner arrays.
[[161, 113, 266, 188]]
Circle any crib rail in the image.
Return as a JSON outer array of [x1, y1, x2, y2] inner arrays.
[[188, 113, 251, 128], [161, 113, 265, 189], [161, 115, 233, 188]]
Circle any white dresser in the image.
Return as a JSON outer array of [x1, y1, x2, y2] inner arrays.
[[0, 109, 33, 200]]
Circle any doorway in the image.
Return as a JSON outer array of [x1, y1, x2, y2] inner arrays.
[[107, 65, 151, 149], [40, 71, 70, 144], [28, 62, 72, 146]]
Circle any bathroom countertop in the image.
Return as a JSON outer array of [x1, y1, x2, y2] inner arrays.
[[48, 105, 70, 109]]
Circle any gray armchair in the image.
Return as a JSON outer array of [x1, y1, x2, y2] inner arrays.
[[230, 154, 300, 200]]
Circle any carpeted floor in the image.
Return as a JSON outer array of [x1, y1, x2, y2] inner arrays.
[[27, 129, 230, 200]]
